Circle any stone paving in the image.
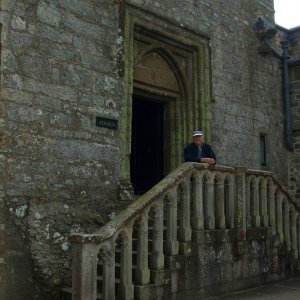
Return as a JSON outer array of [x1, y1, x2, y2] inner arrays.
[[206, 277, 300, 300]]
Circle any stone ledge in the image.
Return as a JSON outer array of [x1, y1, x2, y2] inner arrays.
[[246, 227, 273, 240], [193, 229, 241, 244]]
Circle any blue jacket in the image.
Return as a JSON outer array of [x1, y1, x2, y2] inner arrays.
[[184, 142, 216, 164]]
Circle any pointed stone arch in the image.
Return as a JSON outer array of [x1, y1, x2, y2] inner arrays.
[[134, 45, 187, 96], [133, 44, 189, 175], [119, 5, 212, 197]]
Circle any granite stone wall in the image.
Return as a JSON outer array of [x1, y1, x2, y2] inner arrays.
[[0, 0, 123, 299], [290, 33, 300, 206], [0, 0, 293, 299]]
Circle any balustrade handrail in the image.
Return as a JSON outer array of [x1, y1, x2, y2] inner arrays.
[[71, 162, 234, 244], [246, 168, 298, 211], [272, 177, 298, 209], [71, 163, 299, 245]]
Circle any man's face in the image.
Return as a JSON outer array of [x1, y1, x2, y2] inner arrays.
[[193, 135, 204, 147]]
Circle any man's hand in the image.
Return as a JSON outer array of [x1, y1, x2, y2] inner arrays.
[[201, 158, 215, 165]]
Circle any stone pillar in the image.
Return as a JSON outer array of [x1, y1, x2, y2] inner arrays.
[[150, 201, 164, 270], [283, 202, 291, 251], [246, 177, 252, 228], [192, 174, 204, 230], [276, 194, 284, 243], [259, 180, 269, 227], [102, 246, 115, 300], [178, 181, 192, 243], [119, 230, 134, 300], [234, 167, 247, 234], [165, 190, 179, 255], [72, 241, 98, 300], [291, 213, 298, 259], [204, 176, 215, 229], [215, 178, 226, 229], [135, 215, 150, 285], [225, 176, 235, 229], [268, 181, 276, 235], [251, 178, 261, 228]]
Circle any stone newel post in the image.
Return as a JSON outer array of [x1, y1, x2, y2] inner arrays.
[[234, 167, 247, 238], [72, 239, 98, 300]]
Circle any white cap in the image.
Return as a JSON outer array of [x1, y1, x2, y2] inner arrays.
[[192, 130, 204, 137]]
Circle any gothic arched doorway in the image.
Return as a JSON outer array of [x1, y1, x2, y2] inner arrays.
[[119, 8, 212, 197], [131, 45, 186, 194]]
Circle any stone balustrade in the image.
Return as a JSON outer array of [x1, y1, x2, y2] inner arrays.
[[71, 163, 300, 300], [246, 169, 300, 258]]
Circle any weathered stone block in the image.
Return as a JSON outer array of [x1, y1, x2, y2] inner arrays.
[[28, 22, 73, 44], [19, 53, 51, 81], [11, 15, 26, 30], [1, 49, 16, 72], [2, 74, 24, 90], [39, 42, 79, 61], [56, 0, 95, 19], [62, 14, 104, 41], [59, 64, 92, 89], [10, 31, 36, 48], [51, 140, 119, 162], [7, 104, 43, 123], [37, 2, 61, 27], [23, 79, 78, 101], [80, 53, 114, 73], [73, 35, 97, 52], [150, 269, 170, 285]]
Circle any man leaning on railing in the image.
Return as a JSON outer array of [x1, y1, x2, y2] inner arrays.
[[184, 130, 216, 165]]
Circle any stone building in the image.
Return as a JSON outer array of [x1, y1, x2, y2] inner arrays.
[[0, 0, 299, 299], [279, 26, 300, 206]]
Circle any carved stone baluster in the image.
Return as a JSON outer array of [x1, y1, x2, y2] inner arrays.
[[192, 174, 204, 230], [251, 178, 260, 228], [276, 194, 284, 243], [151, 201, 164, 270], [283, 202, 291, 251], [291, 213, 298, 259], [178, 180, 192, 243], [245, 176, 251, 228], [234, 167, 247, 235], [226, 176, 235, 229], [165, 190, 179, 255], [72, 240, 98, 300], [268, 181, 276, 235], [259, 180, 269, 227], [119, 230, 134, 300], [135, 214, 150, 285], [101, 245, 115, 300], [205, 175, 215, 229], [215, 176, 225, 229]]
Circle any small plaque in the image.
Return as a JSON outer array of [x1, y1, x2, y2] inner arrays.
[[96, 117, 118, 130]]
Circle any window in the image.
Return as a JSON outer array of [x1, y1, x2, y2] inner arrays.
[[260, 134, 267, 166]]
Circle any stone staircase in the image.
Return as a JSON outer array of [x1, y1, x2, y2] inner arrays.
[[63, 162, 300, 300]]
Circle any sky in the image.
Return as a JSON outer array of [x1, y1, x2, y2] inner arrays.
[[274, 0, 300, 29]]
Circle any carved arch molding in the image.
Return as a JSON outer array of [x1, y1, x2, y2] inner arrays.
[[119, 3, 212, 187]]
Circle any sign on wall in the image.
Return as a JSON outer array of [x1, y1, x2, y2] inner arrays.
[[96, 117, 118, 130]]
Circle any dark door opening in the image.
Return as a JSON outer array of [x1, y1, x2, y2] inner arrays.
[[131, 96, 164, 195]]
